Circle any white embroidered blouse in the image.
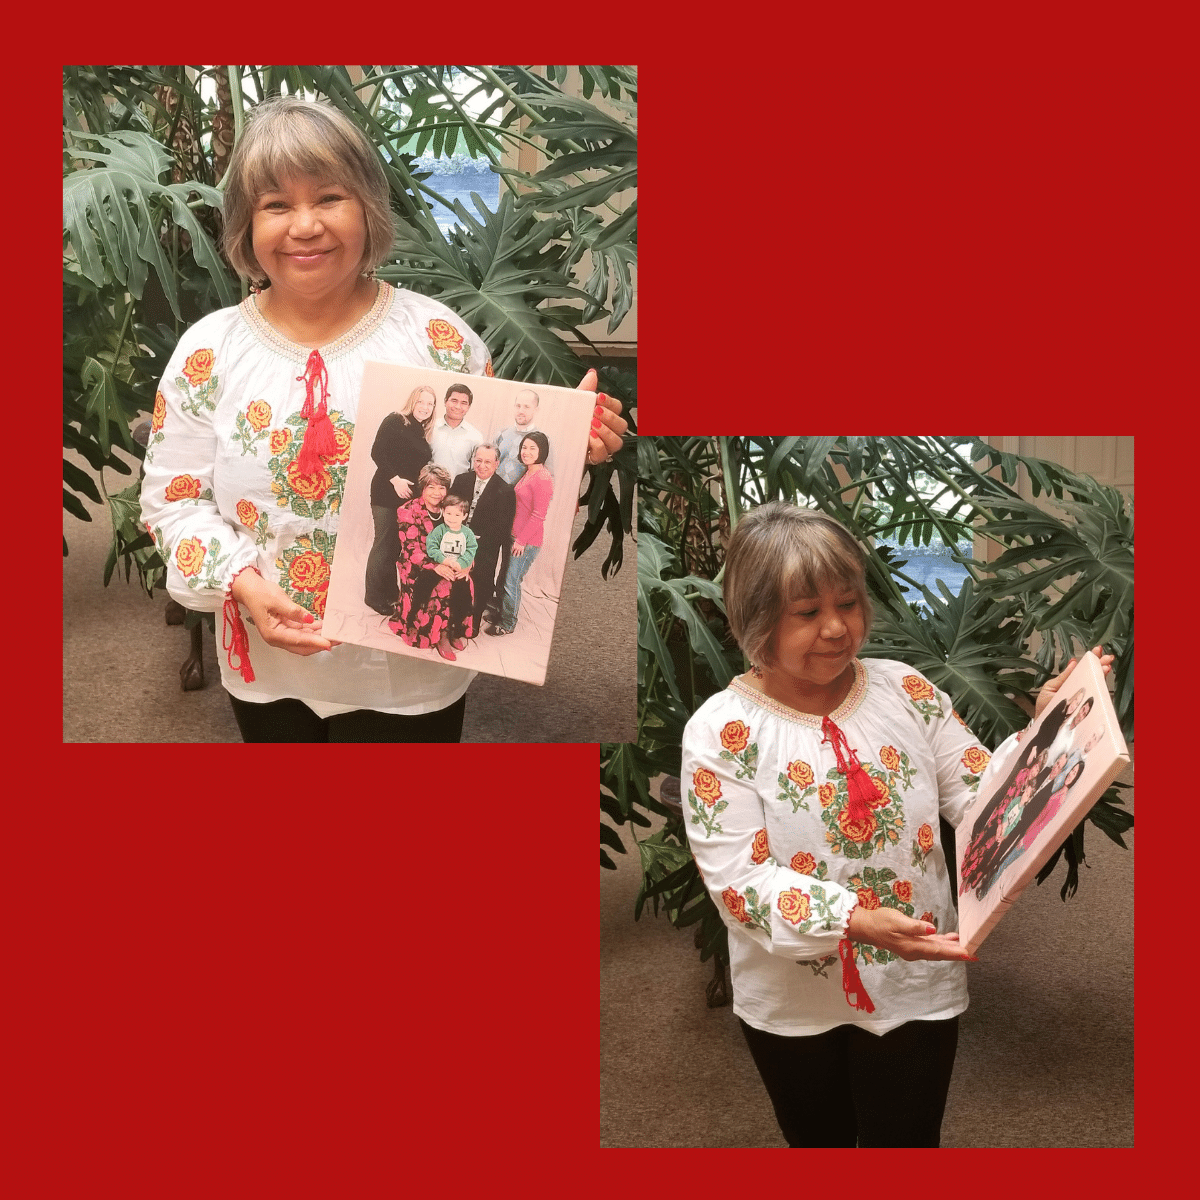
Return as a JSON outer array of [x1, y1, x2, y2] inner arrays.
[[140, 283, 491, 717], [680, 658, 996, 1036]]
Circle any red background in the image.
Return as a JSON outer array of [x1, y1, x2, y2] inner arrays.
[[29, 20, 1178, 1188]]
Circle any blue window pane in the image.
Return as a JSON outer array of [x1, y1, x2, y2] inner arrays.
[[877, 536, 972, 607], [421, 165, 502, 235]]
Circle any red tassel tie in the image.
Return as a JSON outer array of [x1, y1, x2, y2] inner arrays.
[[838, 936, 875, 1013], [222, 596, 255, 683], [295, 349, 338, 476], [821, 715, 879, 829]]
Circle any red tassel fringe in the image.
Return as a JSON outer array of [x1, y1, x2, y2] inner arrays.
[[222, 597, 255, 682], [821, 715, 878, 827], [839, 937, 875, 1013], [295, 349, 338, 476]]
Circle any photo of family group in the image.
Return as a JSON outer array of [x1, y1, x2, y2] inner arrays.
[[322, 362, 594, 685], [956, 651, 1129, 953]]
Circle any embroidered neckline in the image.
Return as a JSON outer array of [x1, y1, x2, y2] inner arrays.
[[238, 281, 394, 362], [728, 659, 869, 727]]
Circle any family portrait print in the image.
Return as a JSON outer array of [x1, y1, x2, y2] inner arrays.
[[955, 651, 1129, 954], [323, 362, 593, 685]]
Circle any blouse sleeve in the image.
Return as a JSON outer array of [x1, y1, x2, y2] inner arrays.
[[140, 322, 258, 614], [681, 708, 857, 960], [894, 667, 996, 830]]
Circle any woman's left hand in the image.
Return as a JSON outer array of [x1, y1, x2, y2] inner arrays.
[[577, 368, 627, 465], [1035, 645, 1115, 719], [512, 542, 526, 558]]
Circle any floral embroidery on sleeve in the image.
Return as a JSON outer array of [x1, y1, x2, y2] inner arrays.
[[233, 400, 273, 455], [960, 746, 991, 792], [235, 499, 271, 548], [687, 767, 727, 837], [176, 348, 220, 416], [778, 881, 844, 935], [750, 828, 771, 865], [718, 720, 758, 779], [276, 529, 335, 618], [484, 359, 494, 377], [164, 474, 211, 503], [723, 885, 771, 935], [777, 758, 817, 812], [175, 535, 229, 590], [911, 822, 936, 873], [426, 317, 473, 372], [146, 390, 168, 459], [902, 674, 944, 723]]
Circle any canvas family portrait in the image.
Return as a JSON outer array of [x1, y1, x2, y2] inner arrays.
[[323, 362, 593, 685], [955, 651, 1130, 953]]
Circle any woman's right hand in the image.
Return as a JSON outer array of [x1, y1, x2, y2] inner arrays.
[[511, 542, 526, 558], [392, 477, 412, 500], [231, 568, 335, 656], [846, 906, 977, 962]]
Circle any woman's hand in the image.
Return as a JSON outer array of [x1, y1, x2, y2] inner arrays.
[[577, 368, 627, 464], [392, 476, 412, 500], [511, 542, 526, 558], [231, 568, 336, 656], [1035, 645, 1114, 719], [433, 562, 457, 580], [846, 906, 977, 962]]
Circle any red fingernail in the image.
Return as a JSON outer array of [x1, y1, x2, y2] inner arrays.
[[594, 405, 605, 416], [591, 420, 602, 431]]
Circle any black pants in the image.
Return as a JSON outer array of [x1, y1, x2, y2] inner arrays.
[[229, 693, 466, 743], [739, 1016, 959, 1147], [364, 503, 401, 614]]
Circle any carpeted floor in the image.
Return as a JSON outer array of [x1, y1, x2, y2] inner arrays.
[[601, 757, 1134, 1148], [63, 447, 635, 743]]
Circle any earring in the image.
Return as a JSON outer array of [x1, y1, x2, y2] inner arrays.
[[750, 664, 764, 679]]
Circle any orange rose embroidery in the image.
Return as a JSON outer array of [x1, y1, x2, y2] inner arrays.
[[327, 428, 353, 465], [164, 474, 201, 502], [917, 823, 935, 853], [236, 500, 259, 529], [893, 880, 913, 904], [720, 720, 751, 753], [818, 782, 836, 808], [270, 429, 292, 455], [962, 747, 991, 775], [837, 808, 877, 843], [786, 760, 814, 788], [880, 745, 901, 771], [952, 710, 969, 728], [856, 887, 881, 911], [151, 390, 166, 432], [246, 400, 271, 431], [692, 768, 722, 806], [778, 888, 811, 925], [285, 461, 332, 501], [484, 359, 494, 377], [902, 674, 935, 702], [920, 911, 935, 924], [790, 850, 817, 875], [175, 537, 205, 578], [426, 318, 464, 352], [869, 774, 891, 808], [750, 828, 770, 865], [722, 887, 751, 924], [182, 348, 214, 386], [288, 551, 330, 593]]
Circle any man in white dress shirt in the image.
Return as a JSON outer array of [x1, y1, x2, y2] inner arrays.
[[430, 383, 484, 478]]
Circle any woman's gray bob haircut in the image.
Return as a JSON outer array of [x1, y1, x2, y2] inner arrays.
[[723, 502, 874, 669], [220, 95, 396, 282]]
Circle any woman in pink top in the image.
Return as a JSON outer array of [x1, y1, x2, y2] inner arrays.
[[487, 431, 553, 636]]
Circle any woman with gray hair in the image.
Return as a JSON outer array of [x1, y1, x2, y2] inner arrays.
[[140, 95, 626, 742], [680, 501, 1109, 1146]]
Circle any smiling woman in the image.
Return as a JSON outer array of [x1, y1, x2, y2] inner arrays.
[[137, 94, 627, 743]]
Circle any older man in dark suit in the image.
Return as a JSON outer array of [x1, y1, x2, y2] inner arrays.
[[452, 443, 516, 633]]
